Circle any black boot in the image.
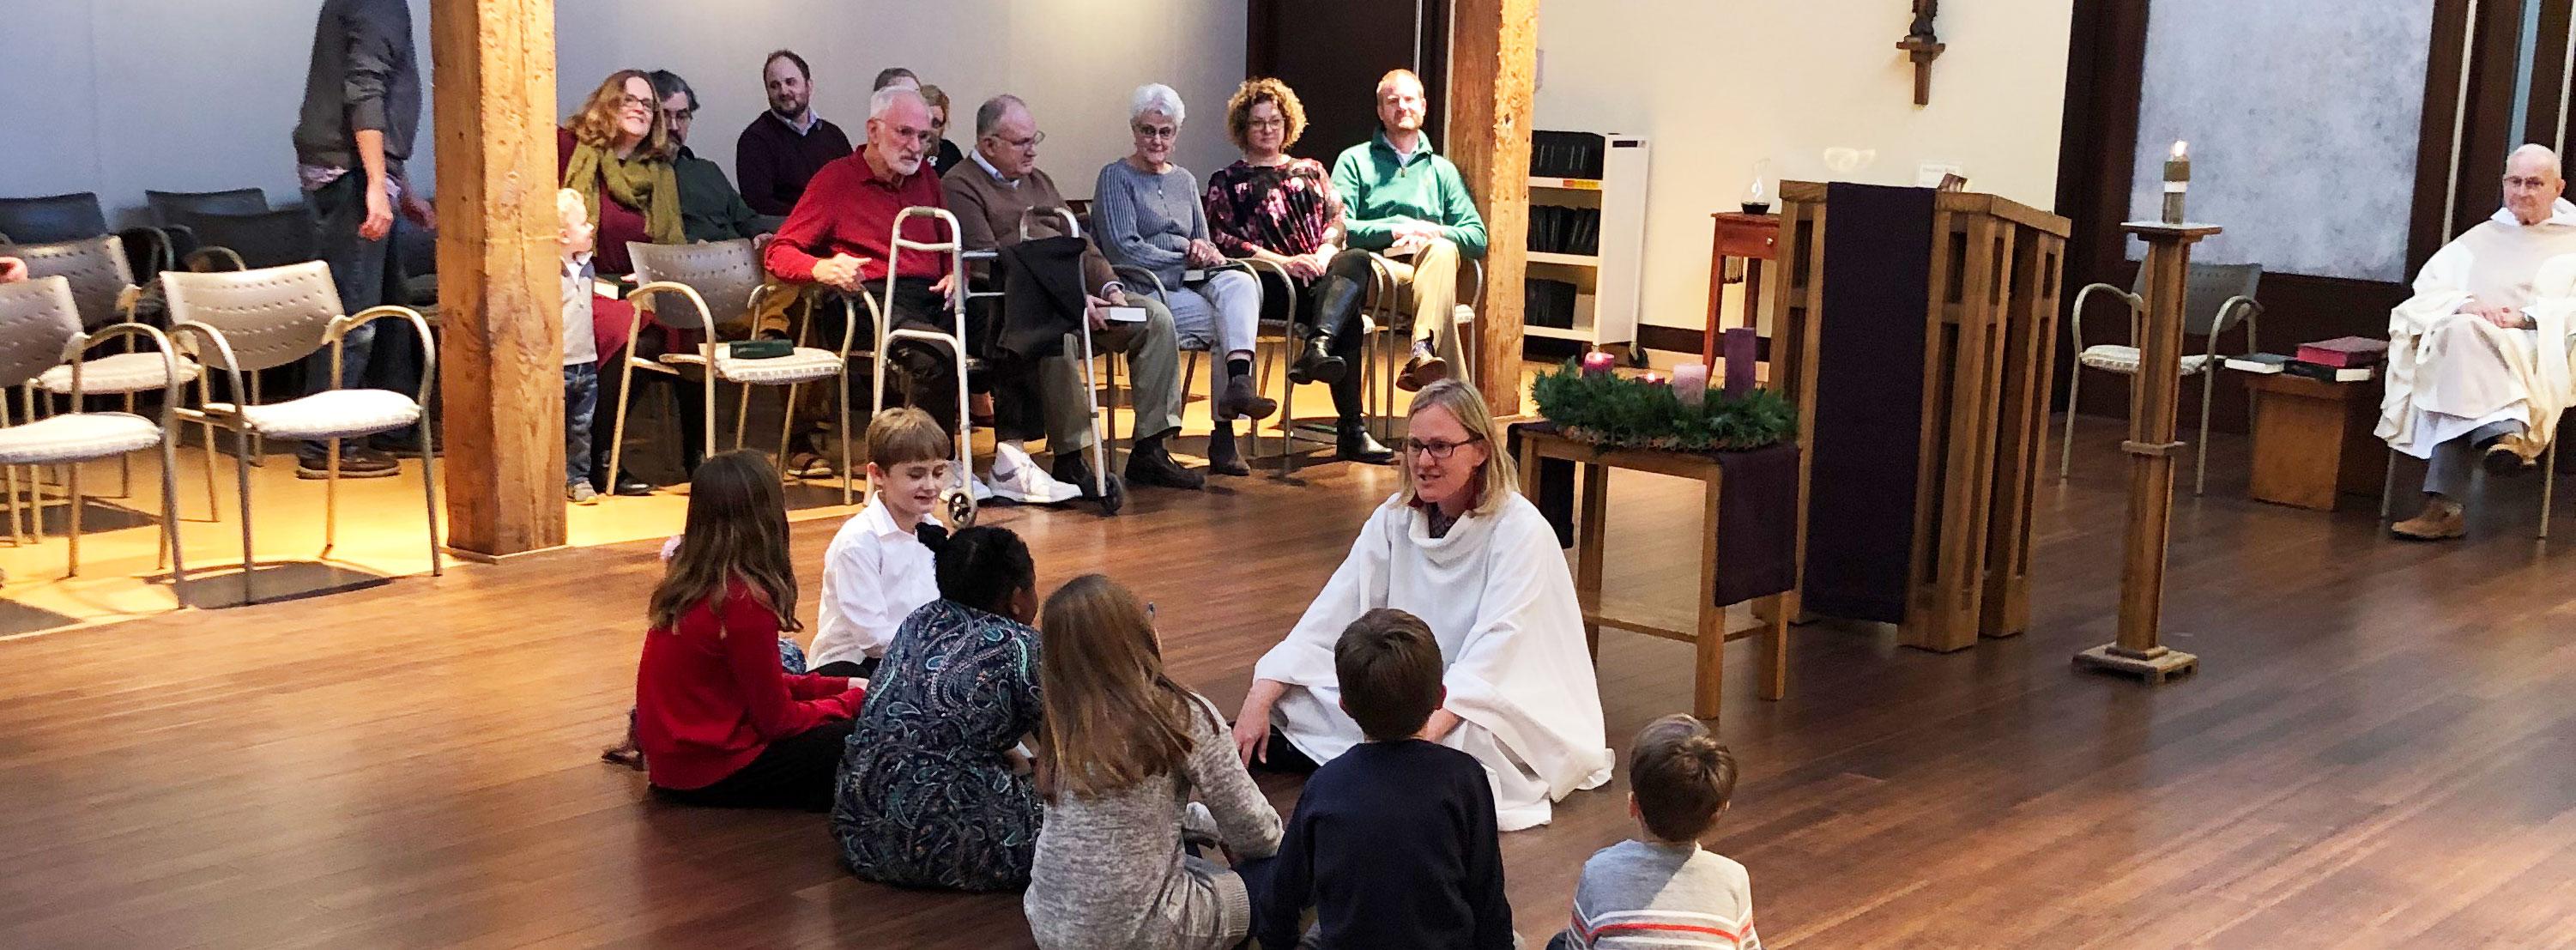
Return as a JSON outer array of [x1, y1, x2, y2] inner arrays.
[[1329, 371, 1394, 465], [1207, 420, 1250, 476], [1290, 274, 1364, 385]]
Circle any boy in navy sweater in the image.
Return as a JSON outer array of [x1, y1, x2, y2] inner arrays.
[[1249, 608, 1514, 949]]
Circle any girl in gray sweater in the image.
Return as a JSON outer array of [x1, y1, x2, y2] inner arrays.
[[1027, 575, 1283, 950]]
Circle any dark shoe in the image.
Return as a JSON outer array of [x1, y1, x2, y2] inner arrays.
[[1287, 336, 1347, 385], [2482, 433, 2541, 478], [298, 448, 399, 480], [1396, 340, 1448, 392], [611, 471, 654, 496], [1214, 372, 1278, 421], [1125, 441, 1207, 490], [1337, 421, 1395, 465], [1207, 421, 1251, 477], [1051, 451, 1100, 498], [370, 433, 439, 458]]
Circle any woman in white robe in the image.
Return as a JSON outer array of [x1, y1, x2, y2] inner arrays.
[[1232, 379, 1613, 831]]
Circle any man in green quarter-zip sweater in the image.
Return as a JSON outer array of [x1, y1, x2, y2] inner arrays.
[[1328, 69, 1489, 391]]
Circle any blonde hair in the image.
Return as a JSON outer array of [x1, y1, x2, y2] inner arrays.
[[1225, 76, 1308, 152], [1399, 378, 1518, 518], [865, 406, 951, 470], [567, 70, 671, 158], [1035, 574, 1201, 800]]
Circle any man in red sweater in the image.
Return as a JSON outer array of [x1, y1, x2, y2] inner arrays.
[[765, 85, 965, 439]]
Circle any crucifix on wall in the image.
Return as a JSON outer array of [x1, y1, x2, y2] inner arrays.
[[1898, 0, 1944, 106]]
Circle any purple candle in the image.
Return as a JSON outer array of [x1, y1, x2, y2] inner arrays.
[[1581, 350, 1616, 377], [1722, 328, 1757, 397]]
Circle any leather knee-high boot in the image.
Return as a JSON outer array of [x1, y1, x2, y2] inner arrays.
[[1291, 273, 1366, 385], [1329, 363, 1393, 464]]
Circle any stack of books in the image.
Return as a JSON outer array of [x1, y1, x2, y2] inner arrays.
[[2224, 336, 2386, 382]]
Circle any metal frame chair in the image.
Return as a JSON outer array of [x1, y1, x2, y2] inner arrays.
[[2377, 421, 2564, 540], [962, 207, 1124, 506], [874, 207, 981, 526], [2059, 262, 2263, 495], [620, 238, 860, 505], [1107, 260, 1293, 474], [9, 235, 216, 508], [0, 276, 189, 584], [162, 261, 441, 606], [0, 191, 177, 276], [1352, 251, 1486, 445]]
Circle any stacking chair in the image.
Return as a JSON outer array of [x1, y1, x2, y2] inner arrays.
[[962, 207, 1122, 505], [161, 261, 441, 605], [146, 188, 272, 261], [1108, 260, 1294, 469], [2377, 419, 2565, 539], [0, 276, 188, 584], [620, 239, 859, 505], [876, 207, 982, 525], [1351, 252, 1487, 445], [172, 207, 324, 270], [10, 235, 214, 508], [0, 191, 174, 275], [2059, 262, 2263, 494]]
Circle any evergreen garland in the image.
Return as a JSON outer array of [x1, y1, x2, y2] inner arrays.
[[1530, 357, 1795, 452]]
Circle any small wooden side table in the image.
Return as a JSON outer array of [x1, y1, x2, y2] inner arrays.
[[1702, 213, 1780, 364], [1515, 427, 1790, 721], [2246, 372, 2386, 511]]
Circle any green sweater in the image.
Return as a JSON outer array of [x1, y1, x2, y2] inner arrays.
[[674, 147, 782, 243], [1330, 132, 1488, 259]]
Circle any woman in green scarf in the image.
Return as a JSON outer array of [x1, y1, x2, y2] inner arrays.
[[559, 69, 693, 495]]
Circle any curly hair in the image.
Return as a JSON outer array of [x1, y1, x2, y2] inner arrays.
[[1225, 76, 1308, 153], [566, 69, 670, 159]]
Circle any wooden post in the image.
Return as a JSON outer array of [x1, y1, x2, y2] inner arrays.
[[2075, 221, 2220, 684], [1448, 0, 1537, 420], [429, 0, 565, 558]]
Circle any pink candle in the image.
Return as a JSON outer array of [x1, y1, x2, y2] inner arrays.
[[1722, 328, 1757, 398], [1671, 362, 1709, 407], [1581, 350, 1617, 377]]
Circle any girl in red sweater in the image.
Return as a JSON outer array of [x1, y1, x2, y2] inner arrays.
[[635, 451, 868, 809]]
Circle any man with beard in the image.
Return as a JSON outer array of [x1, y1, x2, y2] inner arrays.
[[650, 70, 777, 245], [1326, 69, 1487, 392], [765, 86, 965, 439], [736, 49, 854, 217]]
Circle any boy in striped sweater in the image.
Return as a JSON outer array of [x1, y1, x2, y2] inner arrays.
[[1553, 715, 1761, 950]]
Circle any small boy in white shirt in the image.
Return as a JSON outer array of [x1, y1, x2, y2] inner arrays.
[[806, 407, 953, 679], [556, 188, 603, 505]]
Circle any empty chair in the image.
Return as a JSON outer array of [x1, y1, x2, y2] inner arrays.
[[2060, 262, 2264, 494], [0, 275, 189, 583], [161, 261, 440, 604], [145, 188, 271, 223], [620, 239, 860, 505], [172, 207, 324, 270], [10, 235, 214, 504], [0, 191, 173, 275]]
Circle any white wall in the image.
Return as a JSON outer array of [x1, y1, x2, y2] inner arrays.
[[1533, 0, 2073, 342], [0, 0, 1246, 227]]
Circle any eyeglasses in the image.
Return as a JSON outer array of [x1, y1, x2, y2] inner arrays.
[[1403, 434, 1484, 459], [883, 125, 937, 146], [1132, 124, 1178, 141], [993, 130, 1046, 150], [618, 94, 655, 111], [1248, 118, 1287, 130]]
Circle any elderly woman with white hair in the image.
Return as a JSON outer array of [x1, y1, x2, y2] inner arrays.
[[1233, 379, 1614, 831], [1094, 83, 1277, 475]]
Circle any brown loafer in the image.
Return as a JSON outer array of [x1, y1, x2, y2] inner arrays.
[[1396, 341, 1448, 392], [2391, 499, 2466, 541]]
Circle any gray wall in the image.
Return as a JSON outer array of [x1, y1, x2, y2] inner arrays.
[[0, 0, 1249, 226]]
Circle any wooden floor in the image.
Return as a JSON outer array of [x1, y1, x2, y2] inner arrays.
[[4, 414, 2575, 949]]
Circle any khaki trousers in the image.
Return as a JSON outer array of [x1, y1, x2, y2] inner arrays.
[[1374, 237, 1465, 371]]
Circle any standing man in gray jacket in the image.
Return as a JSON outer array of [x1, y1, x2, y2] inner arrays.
[[291, 0, 432, 479]]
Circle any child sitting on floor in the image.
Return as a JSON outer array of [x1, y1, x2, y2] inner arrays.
[[1552, 715, 1758, 949], [628, 451, 869, 810], [555, 188, 603, 505], [805, 406, 952, 680], [1025, 574, 1282, 950], [1249, 608, 1514, 950]]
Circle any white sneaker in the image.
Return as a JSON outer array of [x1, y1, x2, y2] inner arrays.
[[984, 443, 1082, 504]]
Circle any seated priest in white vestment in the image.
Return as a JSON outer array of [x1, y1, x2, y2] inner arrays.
[[1233, 379, 1613, 832], [2382, 144, 2576, 540]]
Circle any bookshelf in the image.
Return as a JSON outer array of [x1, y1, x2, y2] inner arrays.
[[1523, 132, 1649, 354]]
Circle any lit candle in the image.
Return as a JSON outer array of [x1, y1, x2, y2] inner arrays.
[[1722, 327, 1757, 397], [2162, 140, 2189, 225], [1581, 350, 1617, 377], [1671, 362, 1709, 407], [1642, 372, 1661, 386]]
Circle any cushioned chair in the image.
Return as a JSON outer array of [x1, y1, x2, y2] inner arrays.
[[961, 207, 1123, 503], [2059, 262, 2263, 495], [1106, 259, 1293, 475], [9, 234, 215, 507], [1348, 252, 1485, 445], [160, 261, 440, 604], [622, 239, 860, 505], [0, 191, 173, 275], [0, 275, 188, 583]]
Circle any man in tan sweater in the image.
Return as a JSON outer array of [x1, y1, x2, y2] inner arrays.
[[944, 94, 1200, 491]]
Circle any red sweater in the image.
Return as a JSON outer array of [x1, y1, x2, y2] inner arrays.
[[635, 581, 866, 790], [762, 146, 954, 285]]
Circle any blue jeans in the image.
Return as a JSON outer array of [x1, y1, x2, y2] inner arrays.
[[301, 172, 423, 460], [564, 363, 598, 487]]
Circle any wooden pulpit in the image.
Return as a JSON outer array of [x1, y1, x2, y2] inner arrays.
[[1765, 181, 2071, 651]]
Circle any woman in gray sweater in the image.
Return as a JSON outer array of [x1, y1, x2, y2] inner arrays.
[[1095, 83, 1277, 475], [1027, 575, 1282, 950]]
